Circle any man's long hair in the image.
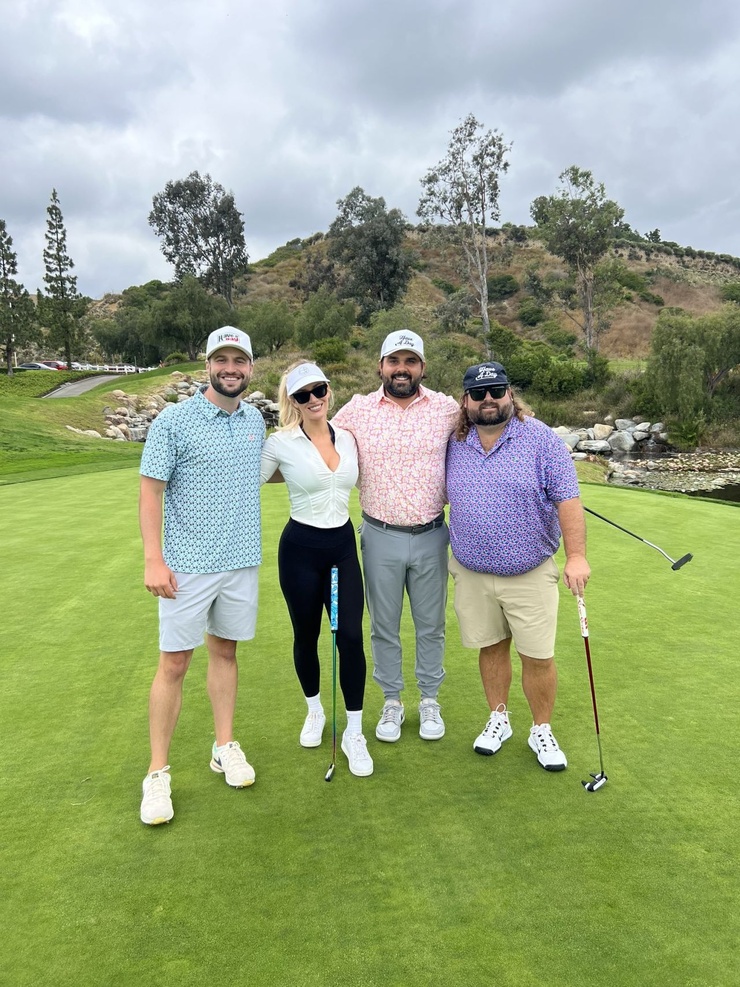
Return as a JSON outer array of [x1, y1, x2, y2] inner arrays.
[[454, 387, 534, 441]]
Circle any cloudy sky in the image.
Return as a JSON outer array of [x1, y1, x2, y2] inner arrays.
[[2, 0, 739, 299]]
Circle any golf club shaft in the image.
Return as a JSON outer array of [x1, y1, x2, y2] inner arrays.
[[326, 566, 339, 781], [577, 596, 606, 778], [584, 506, 691, 568]]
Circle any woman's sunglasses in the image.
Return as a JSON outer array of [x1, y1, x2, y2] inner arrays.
[[466, 384, 508, 402], [293, 383, 329, 404]]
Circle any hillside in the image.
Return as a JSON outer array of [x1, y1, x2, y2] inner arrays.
[[229, 227, 740, 360]]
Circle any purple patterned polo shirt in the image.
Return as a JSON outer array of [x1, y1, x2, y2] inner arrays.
[[445, 416, 581, 576]]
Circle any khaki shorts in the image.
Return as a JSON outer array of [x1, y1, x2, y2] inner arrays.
[[159, 567, 259, 652], [447, 555, 559, 659]]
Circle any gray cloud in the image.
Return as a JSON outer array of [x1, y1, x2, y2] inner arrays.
[[1, 0, 739, 297]]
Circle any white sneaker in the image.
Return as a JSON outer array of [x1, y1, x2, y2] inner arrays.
[[419, 698, 445, 740], [376, 701, 405, 742], [341, 732, 374, 777], [140, 766, 173, 825], [300, 710, 326, 748], [210, 741, 256, 787], [528, 723, 568, 771], [473, 704, 512, 755]]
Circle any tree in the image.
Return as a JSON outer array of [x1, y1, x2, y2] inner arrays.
[[149, 171, 248, 307], [647, 304, 740, 421], [530, 166, 624, 366], [327, 187, 412, 324], [0, 219, 37, 374], [294, 287, 355, 347], [41, 189, 87, 369], [239, 300, 295, 357], [418, 114, 511, 345], [152, 276, 232, 360]]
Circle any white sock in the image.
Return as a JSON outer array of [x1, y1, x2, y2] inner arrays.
[[346, 710, 363, 735], [306, 693, 323, 713]]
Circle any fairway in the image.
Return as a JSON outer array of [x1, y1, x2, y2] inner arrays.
[[1, 472, 738, 987]]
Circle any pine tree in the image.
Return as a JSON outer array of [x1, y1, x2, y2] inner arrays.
[[41, 189, 86, 368], [0, 219, 37, 374]]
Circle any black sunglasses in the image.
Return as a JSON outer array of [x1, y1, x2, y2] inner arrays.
[[467, 384, 508, 402], [293, 383, 329, 404]]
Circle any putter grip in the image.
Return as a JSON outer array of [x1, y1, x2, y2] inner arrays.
[[577, 595, 589, 638], [330, 566, 338, 631]]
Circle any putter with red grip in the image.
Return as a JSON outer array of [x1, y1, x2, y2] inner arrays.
[[577, 595, 608, 792]]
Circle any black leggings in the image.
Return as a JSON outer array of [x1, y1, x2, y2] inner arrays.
[[277, 519, 367, 711]]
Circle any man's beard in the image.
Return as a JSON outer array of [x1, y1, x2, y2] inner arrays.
[[382, 372, 422, 398], [468, 402, 514, 428], [209, 372, 246, 398]]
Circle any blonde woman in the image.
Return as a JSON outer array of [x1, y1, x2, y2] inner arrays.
[[260, 361, 372, 777]]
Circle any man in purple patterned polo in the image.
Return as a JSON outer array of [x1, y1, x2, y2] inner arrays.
[[445, 361, 590, 772]]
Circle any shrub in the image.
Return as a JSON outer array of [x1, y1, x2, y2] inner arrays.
[[487, 321, 522, 362], [720, 282, 740, 303], [531, 359, 587, 396], [312, 337, 348, 365], [540, 319, 577, 354], [163, 351, 189, 366], [506, 341, 553, 387], [517, 297, 546, 326], [431, 277, 458, 295], [487, 274, 519, 301]]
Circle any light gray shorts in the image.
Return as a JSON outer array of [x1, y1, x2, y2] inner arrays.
[[158, 567, 259, 652], [447, 555, 559, 659]]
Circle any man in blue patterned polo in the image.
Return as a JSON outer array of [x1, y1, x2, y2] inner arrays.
[[445, 362, 590, 773], [138, 326, 265, 825]]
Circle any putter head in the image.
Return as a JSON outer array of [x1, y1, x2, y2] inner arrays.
[[582, 772, 607, 792], [324, 763, 335, 782], [671, 554, 693, 571]]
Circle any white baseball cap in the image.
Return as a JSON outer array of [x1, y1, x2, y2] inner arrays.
[[380, 330, 425, 361], [286, 362, 330, 396], [206, 326, 253, 360]]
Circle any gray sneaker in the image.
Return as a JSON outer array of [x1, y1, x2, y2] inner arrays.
[[419, 698, 445, 740], [473, 705, 512, 755], [140, 766, 173, 825], [376, 701, 405, 742]]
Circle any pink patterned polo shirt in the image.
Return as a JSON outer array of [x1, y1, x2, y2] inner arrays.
[[332, 384, 460, 526]]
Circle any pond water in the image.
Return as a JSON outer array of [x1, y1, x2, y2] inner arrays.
[[606, 450, 740, 504]]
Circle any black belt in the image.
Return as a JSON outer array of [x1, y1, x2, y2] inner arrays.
[[362, 511, 445, 535]]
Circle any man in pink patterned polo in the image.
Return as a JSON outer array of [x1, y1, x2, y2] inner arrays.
[[332, 330, 459, 744]]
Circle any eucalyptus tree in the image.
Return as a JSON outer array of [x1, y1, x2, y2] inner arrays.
[[149, 171, 249, 307], [531, 167, 624, 367], [327, 187, 412, 324], [418, 114, 511, 342]]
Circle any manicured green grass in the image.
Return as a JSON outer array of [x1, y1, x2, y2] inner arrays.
[[1, 472, 738, 986]]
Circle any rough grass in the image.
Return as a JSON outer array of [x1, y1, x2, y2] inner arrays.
[[0, 473, 738, 987]]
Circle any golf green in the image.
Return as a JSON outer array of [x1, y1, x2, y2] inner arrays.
[[0, 471, 737, 986]]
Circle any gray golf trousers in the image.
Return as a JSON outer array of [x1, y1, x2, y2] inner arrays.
[[359, 518, 449, 701]]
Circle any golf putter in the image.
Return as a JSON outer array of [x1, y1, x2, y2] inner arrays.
[[584, 507, 692, 570], [324, 566, 339, 782], [577, 595, 608, 792]]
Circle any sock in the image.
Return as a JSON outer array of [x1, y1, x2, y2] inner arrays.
[[306, 693, 323, 713], [346, 710, 363, 735]]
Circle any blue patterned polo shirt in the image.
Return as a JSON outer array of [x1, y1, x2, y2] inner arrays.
[[446, 416, 580, 576], [140, 387, 265, 573]]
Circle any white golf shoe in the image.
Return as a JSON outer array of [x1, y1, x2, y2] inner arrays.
[[210, 741, 256, 787], [528, 723, 568, 771], [341, 732, 374, 777], [140, 766, 174, 826], [473, 705, 512, 755], [300, 710, 326, 748]]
